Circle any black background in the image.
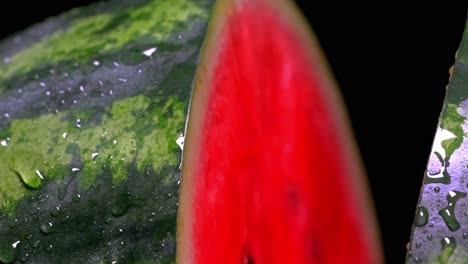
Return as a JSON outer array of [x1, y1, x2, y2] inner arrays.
[[1, 1, 468, 263]]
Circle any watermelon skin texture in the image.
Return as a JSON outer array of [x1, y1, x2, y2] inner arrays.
[[407, 12, 468, 264], [0, 0, 212, 263], [178, 0, 383, 263]]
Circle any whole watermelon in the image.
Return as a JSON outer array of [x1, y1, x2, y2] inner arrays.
[[0, 0, 212, 263]]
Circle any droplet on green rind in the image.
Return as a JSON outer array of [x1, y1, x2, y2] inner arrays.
[[413, 237, 467, 264], [0, 240, 18, 264], [438, 191, 466, 231], [10, 149, 48, 189], [414, 206, 429, 227], [0, 153, 35, 214], [439, 237, 457, 264]]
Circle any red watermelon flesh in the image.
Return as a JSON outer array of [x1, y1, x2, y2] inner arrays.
[[177, 0, 383, 263]]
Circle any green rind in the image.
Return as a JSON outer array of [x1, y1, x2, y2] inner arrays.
[[0, 0, 209, 94], [0, 0, 212, 262], [407, 11, 468, 264]]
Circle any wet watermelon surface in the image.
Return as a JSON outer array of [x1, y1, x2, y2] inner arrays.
[[0, 0, 212, 263], [407, 14, 468, 264]]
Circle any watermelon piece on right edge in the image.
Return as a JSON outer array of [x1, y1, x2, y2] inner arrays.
[[406, 10, 468, 264], [0, 0, 213, 263], [177, 0, 384, 263]]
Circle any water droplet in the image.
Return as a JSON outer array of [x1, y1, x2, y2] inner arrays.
[[93, 60, 100, 66], [0, 240, 19, 263], [111, 205, 127, 217], [113, 61, 120, 67], [176, 135, 184, 150], [79, 85, 85, 92], [415, 242, 422, 248], [415, 206, 429, 226], [463, 232, 468, 239], [444, 236, 454, 245], [434, 187, 441, 193], [38, 194, 49, 203], [29, 206, 38, 215], [50, 206, 61, 217], [11, 241, 20, 249], [439, 236, 457, 263], [142, 47, 157, 57], [58, 183, 68, 201], [1, 140, 7, 147], [111, 195, 129, 217], [32, 240, 40, 248], [35, 169, 44, 180], [118, 78, 127, 83], [62, 132, 67, 139], [427, 235, 433, 241], [439, 190, 466, 231], [39, 222, 55, 235], [72, 193, 81, 203], [413, 256, 422, 263], [76, 119, 81, 128], [39, 82, 46, 87], [46, 90, 51, 96], [19, 252, 30, 263], [45, 244, 54, 253], [4, 113, 10, 119]]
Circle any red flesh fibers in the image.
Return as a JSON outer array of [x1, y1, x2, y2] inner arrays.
[[191, 1, 377, 263]]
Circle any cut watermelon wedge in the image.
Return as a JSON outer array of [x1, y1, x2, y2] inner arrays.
[[177, 0, 383, 263]]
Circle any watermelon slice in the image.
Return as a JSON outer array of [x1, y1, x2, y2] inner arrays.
[[177, 0, 383, 263], [406, 11, 468, 264]]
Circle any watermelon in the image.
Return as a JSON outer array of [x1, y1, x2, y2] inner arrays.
[[0, 0, 212, 263], [406, 11, 468, 264], [0, 0, 384, 263], [177, 0, 382, 263]]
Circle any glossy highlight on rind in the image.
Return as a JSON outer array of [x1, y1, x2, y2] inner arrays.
[[177, 0, 383, 263]]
